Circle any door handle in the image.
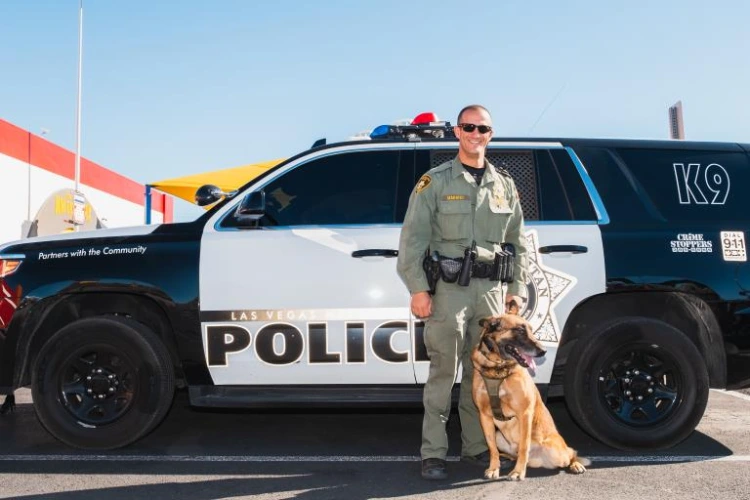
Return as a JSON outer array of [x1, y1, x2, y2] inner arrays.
[[538, 245, 588, 254], [351, 249, 399, 258]]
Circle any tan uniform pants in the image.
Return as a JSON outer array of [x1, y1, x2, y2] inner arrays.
[[421, 278, 505, 459]]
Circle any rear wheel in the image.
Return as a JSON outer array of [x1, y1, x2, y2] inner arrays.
[[32, 316, 174, 450], [563, 317, 709, 450]]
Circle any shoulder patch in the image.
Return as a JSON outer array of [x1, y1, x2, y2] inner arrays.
[[415, 174, 432, 193]]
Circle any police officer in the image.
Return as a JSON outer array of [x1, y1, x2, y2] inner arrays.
[[397, 104, 529, 480]]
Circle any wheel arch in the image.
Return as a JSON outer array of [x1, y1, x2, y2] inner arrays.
[[552, 291, 726, 390], [17, 292, 183, 388]]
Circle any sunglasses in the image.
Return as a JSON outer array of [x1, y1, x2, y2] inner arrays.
[[458, 123, 493, 134]]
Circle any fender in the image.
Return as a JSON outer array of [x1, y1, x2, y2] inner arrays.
[[0, 225, 209, 391], [558, 290, 727, 388], [2, 281, 207, 390]]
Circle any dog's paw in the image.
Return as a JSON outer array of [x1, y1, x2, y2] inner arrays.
[[568, 461, 587, 474], [504, 469, 525, 481], [483, 468, 501, 480]]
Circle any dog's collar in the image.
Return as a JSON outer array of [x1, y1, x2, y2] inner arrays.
[[477, 347, 516, 376]]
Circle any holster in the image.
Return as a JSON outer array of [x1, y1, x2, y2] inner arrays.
[[457, 241, 477, 287], [422, 250, 441, 295], [491, 243, 515, 283]]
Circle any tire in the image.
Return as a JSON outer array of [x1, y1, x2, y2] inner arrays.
[[31, 316, 175, 450], [563, 317, 709, 451]]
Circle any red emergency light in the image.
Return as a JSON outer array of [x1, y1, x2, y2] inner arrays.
[[411, 112, 440, 125]]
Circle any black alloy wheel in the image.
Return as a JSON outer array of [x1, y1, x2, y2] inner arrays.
[[564, 317, 709, 450], [32, 316, 174, 450], [598, 344, 682, 427], [58, 344, 138, 426]]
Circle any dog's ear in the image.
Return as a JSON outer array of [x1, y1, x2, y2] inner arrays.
[[482, 336, 498, 353], [478, 317, 489, 328]]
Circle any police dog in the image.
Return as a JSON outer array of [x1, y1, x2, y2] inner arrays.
[[471, 313, 589, 480]]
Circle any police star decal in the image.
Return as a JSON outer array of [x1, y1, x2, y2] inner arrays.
[[519, 231, 577, 343]]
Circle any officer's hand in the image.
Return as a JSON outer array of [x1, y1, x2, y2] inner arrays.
[[411, 291, 432, 319], [505, 295, 523, 314]]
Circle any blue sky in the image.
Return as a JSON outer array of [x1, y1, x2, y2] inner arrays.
[[1, 0, 748, 220]]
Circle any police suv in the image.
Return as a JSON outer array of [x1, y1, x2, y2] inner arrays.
[[1, 115, 749, 452]]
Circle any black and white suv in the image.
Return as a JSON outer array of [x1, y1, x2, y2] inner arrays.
[[1, 119, 749, 451]]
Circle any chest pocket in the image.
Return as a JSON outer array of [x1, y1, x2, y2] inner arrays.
[[437, 200, 472, 241], [485, 213, 509, 244], [483, 186, 513, 243]]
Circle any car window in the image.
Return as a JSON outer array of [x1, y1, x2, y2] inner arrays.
[[535, 149, 572, 220], [578, 146, 750, 224], [574, 146, 650, 225], [395, 149, 415, 224], [247, 150, 403, 226], [541, 149, 597, 221]]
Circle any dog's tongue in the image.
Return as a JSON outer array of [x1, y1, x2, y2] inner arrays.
[[521, 353, 537, 373]]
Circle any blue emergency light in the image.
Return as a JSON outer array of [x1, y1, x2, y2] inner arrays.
[[370, 125, 393, 139]]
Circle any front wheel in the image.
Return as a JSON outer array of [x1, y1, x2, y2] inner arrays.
[[32, 316, 175, 450], [563, 317, 709, 450]]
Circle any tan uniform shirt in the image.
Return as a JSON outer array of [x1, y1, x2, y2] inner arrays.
[[397, 157, 529, 297]]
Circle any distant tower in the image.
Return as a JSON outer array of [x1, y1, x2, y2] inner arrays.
[[668, 101, 685, 140]]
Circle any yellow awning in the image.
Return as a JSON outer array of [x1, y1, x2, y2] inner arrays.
[[150, 158, 285, 204]]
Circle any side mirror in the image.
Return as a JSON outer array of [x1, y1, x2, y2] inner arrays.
[[234, 190, 266, 226], [195, 184, 236, 206]]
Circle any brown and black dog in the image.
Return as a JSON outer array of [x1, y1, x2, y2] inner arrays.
[[471, 313, 589, 480]]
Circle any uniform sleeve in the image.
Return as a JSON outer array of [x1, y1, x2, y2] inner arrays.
[[505, 180, 529, 298], [397, 176, 437, 294]]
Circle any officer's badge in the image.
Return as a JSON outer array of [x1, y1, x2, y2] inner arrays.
[[495, 193, 508, 209], [490, 183, 511, 213], [415, 174, 432, 194]]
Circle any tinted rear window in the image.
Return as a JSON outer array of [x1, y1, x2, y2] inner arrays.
[[576, 146, 750, 225]]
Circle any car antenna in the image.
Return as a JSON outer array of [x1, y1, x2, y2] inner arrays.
[[527, 82, 568, 135]]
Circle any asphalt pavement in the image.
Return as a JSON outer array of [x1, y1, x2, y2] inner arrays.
[[0, 388, 747, 499]]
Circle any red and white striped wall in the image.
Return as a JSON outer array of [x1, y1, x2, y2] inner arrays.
[[0, 118, 173, 246]]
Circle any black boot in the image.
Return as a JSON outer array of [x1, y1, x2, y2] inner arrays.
[[421, 458, 448, 480], [461, 451, 514, 470]]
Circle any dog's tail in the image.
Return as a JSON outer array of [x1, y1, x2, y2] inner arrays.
[[570, 450, 591, 467]]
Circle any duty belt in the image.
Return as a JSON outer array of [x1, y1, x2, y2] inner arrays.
[[422, 243, 516, 295], [436, 258, 497, 279]]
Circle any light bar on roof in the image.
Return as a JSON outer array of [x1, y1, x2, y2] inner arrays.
[[370, 111, 455, 141]]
